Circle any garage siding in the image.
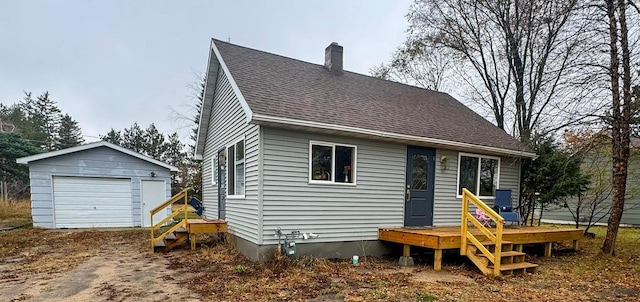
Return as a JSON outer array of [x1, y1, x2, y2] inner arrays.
[[27, 146, 172, 229]]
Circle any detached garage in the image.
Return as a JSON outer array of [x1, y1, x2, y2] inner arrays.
[[17, 141, 178, 229]]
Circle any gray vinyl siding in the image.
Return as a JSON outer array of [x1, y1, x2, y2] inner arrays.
[[544, 154, 640, 226], [201, 65, 260, 243], [544, 202, 640, 226], [433, 150, 521, 226], [261, 128, 405, 245], [27, 146, 172, 228]]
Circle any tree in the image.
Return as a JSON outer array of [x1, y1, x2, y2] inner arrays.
[[21, 92, 61, 151], [520, 135, 590, 225], [100, 124, 190, 194], [561, 130, 640, 234], [163, 132, 187, 194], [145, 124, 166, 160], [371, 40, 452, 91], [100, 129, 122, 145], [0, 132, 40, 201], [121, 123, 146, 153], [601, 0, 635, 255], [395, 0, 600, 142], [55, 114, 84, 149]]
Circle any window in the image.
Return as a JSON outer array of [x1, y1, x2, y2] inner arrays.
[[211, 157, 217, 185], [309, 141, 356, 184], [227, 139, 245, 197], [457, 153, 499, 197]]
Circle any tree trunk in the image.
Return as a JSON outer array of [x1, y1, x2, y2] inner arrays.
[[602, 0, 632, 255]]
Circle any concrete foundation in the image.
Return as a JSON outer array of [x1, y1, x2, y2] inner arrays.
[[398, 256, 415, 266], [230, 234, 394, 262]]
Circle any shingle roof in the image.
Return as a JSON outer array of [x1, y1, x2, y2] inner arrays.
[[17, 141, 179, 171], [212, 39, 531, 156]]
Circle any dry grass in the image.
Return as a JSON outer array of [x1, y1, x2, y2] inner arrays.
[[167, 227, 640, 302], [0, 228, 149, 278], [1, 217, 638, 301], [0, 199, 32, 227]]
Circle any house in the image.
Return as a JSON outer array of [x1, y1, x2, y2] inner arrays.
[[194, 39, 536, 261], [544, 134, 640, 227], [17, 141, 177, 229]]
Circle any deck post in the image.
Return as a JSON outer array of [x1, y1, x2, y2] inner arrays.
[[403, 244, 410, 257], [572, 239, 579, 251], [515, 244, 523, 252], [434, 249, 443, 271], [398, 244, 414, 267], [190, 234, 196, 250], [544, 242, 552, 257]]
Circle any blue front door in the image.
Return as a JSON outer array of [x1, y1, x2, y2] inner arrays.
[[404, 146, 435, 226]]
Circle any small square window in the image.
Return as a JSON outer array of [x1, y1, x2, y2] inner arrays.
[[309, 141, 356, 184], [457, 153, 500, 197]]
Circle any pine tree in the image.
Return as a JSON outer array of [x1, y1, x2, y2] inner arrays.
[[0, 132, 40, 201], [122, 123, 145, 153], [100, 129, 122, 145], [55, 114, 84, 150], [145, 124, 166, 160], [20, 92, 61, 151]]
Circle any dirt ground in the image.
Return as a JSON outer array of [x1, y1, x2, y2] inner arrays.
[[1, 226, 640, 302], [0, 229, 199, 302]]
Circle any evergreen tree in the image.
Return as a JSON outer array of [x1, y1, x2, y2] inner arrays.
[[100, 129, 122, 145], [145, 124, 166, 160], [164, 132, 187, 194], [0, 132, 40, 201], [55, 114, 84, 150], [520, 135, 590, 225], [20, 92, 61, 151], [122, 123, 145, 153]]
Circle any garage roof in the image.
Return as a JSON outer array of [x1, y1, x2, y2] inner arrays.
[[16, 141, 179, 172]]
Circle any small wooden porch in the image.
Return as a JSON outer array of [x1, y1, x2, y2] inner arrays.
[[380, 189, 582, 276], [379, 225, 582, 271], [150, 188, 227, 253]]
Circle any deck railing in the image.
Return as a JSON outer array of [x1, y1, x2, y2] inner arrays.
[[460, 188, 505, 276], [150, 188, 190, 253]]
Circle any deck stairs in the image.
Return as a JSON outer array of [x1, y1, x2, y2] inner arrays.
[[150, 188, 227, 253], [464, 241, 538, 275], [460, 188, 538, 276]]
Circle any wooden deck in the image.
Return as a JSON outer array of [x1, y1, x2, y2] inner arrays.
[[186, 219, 227, 250], [379, 226, 582, 270]]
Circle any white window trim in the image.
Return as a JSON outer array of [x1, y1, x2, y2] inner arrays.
[[455, 152, 501, 199], [308, 140, 357, 186], [211, 156, 217, 186], [226, 137, 246, 199]]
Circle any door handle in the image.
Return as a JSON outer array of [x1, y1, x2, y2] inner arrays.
[[406, 188, 411, 202]]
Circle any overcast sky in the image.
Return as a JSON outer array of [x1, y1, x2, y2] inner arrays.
[[0, 1, 412, 143]]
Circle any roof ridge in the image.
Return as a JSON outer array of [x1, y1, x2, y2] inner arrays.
[[211, 38, 448, 97]]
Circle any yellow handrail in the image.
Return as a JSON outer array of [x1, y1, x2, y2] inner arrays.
[[460, 188, 505, 276], [150, 188, 190, 253]]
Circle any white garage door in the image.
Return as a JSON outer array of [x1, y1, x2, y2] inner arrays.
[[53, 177, 133, 228]]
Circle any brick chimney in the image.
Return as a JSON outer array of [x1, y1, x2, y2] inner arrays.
[[324, 42, 343, 74]]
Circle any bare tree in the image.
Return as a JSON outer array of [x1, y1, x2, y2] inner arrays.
[[396, 0, 602, 142], [601, 0, 635, 255], [371, 41, 453, 91]]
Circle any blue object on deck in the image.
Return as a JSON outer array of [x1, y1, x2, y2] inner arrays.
[[493, 189, 520, 225], [189, 197, 203, 216]]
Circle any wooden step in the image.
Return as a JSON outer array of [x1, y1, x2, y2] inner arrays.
[[476, 251, 525, 258], [475, 241, 513, 246], [488, 262, 538, 272], [176, 227, 187, 233], [154, 241, 166, 248]]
